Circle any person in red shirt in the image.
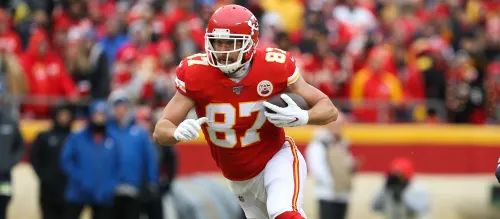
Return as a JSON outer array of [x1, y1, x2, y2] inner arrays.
[[485, 59, 500, 121], [153, 5, 338, 219], [20, 29, 77, 118], [350, 46, 403, 123], [162, 0, 204, 50], [0, 9, 21, 55]]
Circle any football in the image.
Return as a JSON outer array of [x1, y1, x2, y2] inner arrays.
[[265, 92, 309, 113]]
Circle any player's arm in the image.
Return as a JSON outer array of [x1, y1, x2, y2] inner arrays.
[[153, 92, 207, 145], [287, 76, 338, 125], [154, 57, 208, 145], [153, 92, 194, 145]]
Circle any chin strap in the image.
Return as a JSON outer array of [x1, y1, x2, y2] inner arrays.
[[226, 61, 250, 79]]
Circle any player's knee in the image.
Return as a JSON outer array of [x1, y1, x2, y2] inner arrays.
[[275, 211, 305, 219]]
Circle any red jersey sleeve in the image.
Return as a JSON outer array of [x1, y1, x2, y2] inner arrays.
[[255, 48, 301, 88], [174, 53, 213, 100], [283, 51, 301, 86], [174, 59, 190, 97]]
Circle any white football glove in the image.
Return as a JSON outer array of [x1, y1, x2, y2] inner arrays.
[[263, 94, 309, 127], [173, 117, 208, 141]]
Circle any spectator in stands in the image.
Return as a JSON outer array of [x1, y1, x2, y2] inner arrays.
[[60, 101, 118, 219], [66, 21, 110, 100], [152, 39, 178, 107], [30, 103, 75, 219], [100, 16, 128, 68], [484, 13, 500, 62], [20, 28, 78, 118], [333, 0, 377, 38], [259, 0, 304, 34], [306, 113, 356, 219], [112, 21, 159, 103], [111, 43, 139, 93], [0, 36, 28, 119], [162, 0, 204, 57], [300, 34, 347, 99], [485, 57, 500, 122], [350, 46, 403, 122], [424, 108, 441, 124], [446, 51, 485, 123], [2, 0, 499, 124], [135, 105, 170, 219], [107, 91, 159, 219], [0, 9, 22, 54], [16, 7, 51, 49], [372, 157, 429, 219], [0, 103, 24, 219]]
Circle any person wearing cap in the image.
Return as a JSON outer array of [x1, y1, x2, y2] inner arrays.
[[107, 91, 158, 219], [372, 157, 430, 219], [30, 103, 75, 219], [60, 101, 119, 219]]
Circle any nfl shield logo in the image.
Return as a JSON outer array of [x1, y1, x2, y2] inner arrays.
[[233, 86, 243, 95]]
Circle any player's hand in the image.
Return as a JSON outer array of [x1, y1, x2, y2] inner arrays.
[[173, 117, 208, 141], [263, 94, 309, 127]]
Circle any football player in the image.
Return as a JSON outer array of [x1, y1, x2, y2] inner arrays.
[[153, 5, 338, 219]]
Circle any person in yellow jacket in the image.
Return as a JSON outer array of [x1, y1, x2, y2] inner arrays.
[[259, 0, 304, 33], [350, 47, 403, 122]]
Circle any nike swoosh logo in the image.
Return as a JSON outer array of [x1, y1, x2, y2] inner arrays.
[[288, 117, 299, 124]]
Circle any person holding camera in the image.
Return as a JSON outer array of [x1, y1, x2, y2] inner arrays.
[[372, 157, 429, 219]]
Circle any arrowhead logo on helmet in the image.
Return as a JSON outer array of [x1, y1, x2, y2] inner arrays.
[[247, 15, 259, 36]]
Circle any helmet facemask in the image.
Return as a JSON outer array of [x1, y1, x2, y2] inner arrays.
[[205, 29, 254, 75]]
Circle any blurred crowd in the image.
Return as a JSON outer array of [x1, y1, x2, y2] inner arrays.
[[0, 0, 499, 123], [0, 93, 177, 219]]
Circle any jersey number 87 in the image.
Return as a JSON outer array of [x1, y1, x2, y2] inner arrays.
[[206, 102, 266, 148]]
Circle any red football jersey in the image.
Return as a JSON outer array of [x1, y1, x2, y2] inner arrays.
[[175, 48, 300, 181]]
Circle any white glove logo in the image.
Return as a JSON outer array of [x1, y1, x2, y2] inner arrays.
[[173, 117, 208, 141], [263, 94, 309, 127]]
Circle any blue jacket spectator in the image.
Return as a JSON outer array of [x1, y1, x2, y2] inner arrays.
[[108, 118, 159, 188], [60, 101, 119, 209], [108, 91, 159, 219], [99, 17, 128, 68]]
